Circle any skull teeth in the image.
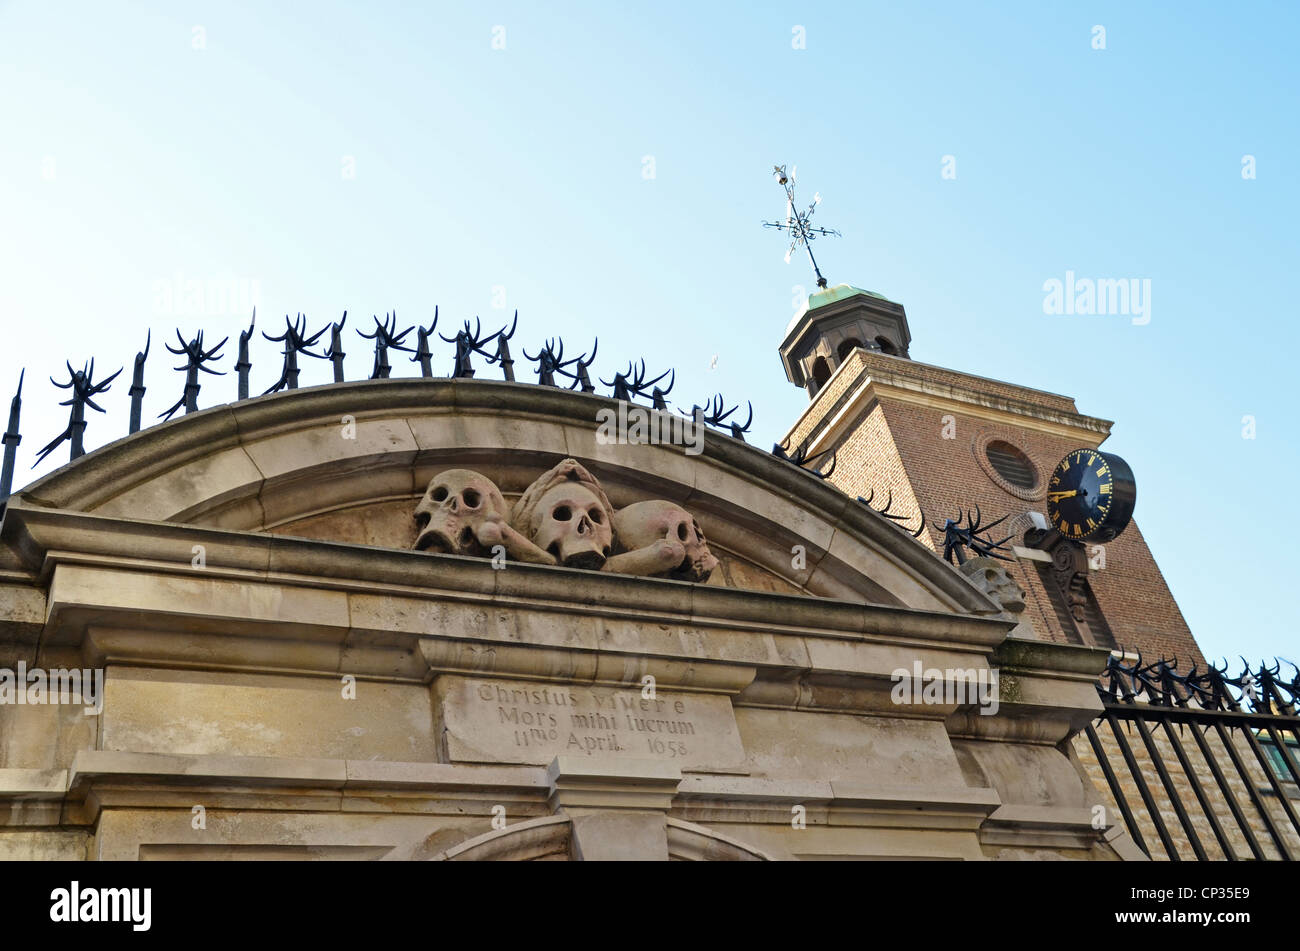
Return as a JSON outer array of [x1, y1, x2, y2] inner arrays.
[[414, 529, 456, 553]]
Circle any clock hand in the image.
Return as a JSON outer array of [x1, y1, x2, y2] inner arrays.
[[1046, 490, 1079, 501]]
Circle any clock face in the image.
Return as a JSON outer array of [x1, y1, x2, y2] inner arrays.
[[1046, 449, 1136, 542]]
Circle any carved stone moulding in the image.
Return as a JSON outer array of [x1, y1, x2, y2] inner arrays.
[[410, 457, 719, 583]]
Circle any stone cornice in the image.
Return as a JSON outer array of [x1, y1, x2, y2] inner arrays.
[[2, 504, 1018, 686], [785, 351, 1114, 452], [10, 751, 1002, 841], [6, 508, 1002, 630]]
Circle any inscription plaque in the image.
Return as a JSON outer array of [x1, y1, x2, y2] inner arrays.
[[436, 676, 746, 770]]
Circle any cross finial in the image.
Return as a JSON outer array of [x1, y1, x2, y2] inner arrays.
[[763, 164, 841, 289]]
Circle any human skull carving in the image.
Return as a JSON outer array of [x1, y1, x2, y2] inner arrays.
[[531, 482, 612, 569], [413, 469, 509, 557], [612, 500, 718, 582], [511, 458, 615, 570], [960, 556, 1027, 616]]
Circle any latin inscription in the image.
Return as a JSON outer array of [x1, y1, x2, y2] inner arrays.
[[438, 677, 745, 769]]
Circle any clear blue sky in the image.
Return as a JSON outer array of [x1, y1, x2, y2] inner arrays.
[[1, 1, 1295, 667]]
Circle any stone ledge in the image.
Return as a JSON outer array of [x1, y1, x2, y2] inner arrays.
[[68, 750, 348, 795], [979, 804, 1104, 851], [0, 767, 68, 797]]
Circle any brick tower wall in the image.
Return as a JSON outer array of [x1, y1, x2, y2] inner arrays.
[[784, 349, 1204, 666]]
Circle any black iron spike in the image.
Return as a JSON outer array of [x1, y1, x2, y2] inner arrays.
[[235, 310, 255, 400], [651, 368, 675, 410], [128, 330, 150, 433], [728, 401, 754, 441], [360, 312, 414, 380], [36, 359, 122, 464], [495, 311, 517, 381], [412, 309, 438, 378], [261, 312, 326, 395], [602, 361, 635, 402], [326, 312, 348, 383], [0, 370, 23, 500], [571, 339, 598, 393], [159, 329, 226, 420]]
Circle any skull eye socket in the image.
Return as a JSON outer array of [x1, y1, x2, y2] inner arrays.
[[462, 488, 482, 508], [677, 522, 688, 541], [553, 505, 572, 521], [414, 511, 431, 529], [589, 507, 603, 524], [431, 486, 449, 503]]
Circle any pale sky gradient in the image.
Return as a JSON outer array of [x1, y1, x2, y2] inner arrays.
[[1, 1, 1296, 667]]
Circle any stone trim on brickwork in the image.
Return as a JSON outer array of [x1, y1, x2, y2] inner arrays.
[[784, 351, 1113, 457]]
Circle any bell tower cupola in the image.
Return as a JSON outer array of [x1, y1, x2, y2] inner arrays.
[[779, 284, 912, 399]]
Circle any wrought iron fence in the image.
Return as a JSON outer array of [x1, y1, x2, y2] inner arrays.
[[1083, 654, 1300, 861], [0, 312, 790, 505]]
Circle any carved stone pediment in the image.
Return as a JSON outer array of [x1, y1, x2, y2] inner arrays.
[[7, 379, 1000, 613]]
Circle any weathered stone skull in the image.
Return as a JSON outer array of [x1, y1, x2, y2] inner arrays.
[[960, 556, 1027, 615], [613, 500, 718, 582], [412, 469, 508, 557], [529, 482, 612, 569], [509, 458, 616, 571]]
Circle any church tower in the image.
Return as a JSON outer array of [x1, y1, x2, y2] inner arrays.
[[779, 285, 912, 397], [779, 283, 1203, 665]]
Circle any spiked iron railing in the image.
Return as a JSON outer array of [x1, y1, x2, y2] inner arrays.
[[935, 506, 1013, 565], [771, 437, 836, 480], [1086, 653, 1300, 861], [0, 307, 814, 505], [857, 488, 926, 538]]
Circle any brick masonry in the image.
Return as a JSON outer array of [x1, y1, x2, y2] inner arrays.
[[783, 347, 1204, 666]]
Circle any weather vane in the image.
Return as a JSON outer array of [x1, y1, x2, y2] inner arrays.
[[763, 164, 840, 289]]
